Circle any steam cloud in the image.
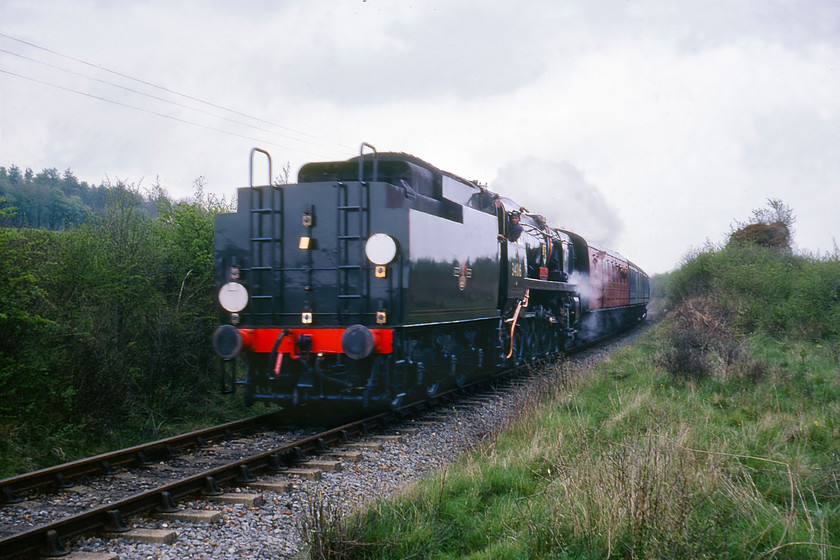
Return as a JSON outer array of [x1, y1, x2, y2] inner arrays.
[[492, 158, 623, 247]]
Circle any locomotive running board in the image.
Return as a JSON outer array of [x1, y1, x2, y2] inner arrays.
[[521, 278, 578, 292]]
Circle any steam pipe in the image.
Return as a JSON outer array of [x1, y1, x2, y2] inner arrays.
[[506, 289, 530, 360]]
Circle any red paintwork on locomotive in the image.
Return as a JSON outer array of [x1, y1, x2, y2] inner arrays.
[[238, 327, 394, 357]]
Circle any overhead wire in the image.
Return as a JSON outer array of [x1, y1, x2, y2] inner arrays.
[[0, 47, 335, 154], [0, 67, 332, 157], [0, 31, 350, 152], [0, 32, 354, 156]]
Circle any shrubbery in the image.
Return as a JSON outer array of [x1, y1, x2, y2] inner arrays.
[[660, 200, 839, 384], [666, 199, 839, 343], [0, 182, 242, 475], [667, 244, 840, 340]]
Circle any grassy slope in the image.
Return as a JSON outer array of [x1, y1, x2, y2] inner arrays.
[[306, 246, 840, 559]]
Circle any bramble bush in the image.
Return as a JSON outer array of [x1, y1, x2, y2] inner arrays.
[[667, 243, 840, 341], [661, 200, 839, 383], [0, 182, 238, 475]]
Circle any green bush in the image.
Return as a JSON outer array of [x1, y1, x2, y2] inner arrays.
[[667, 244, 840, 341], [0, 183, 243, 476]]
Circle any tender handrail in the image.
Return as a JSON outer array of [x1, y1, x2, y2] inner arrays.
[[358, 142, 378, 183], [249, 147, 273, 188]]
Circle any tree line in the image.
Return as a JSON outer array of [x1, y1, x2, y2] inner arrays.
[[0, 166, 242, 476], [0, 165, 160, 230]]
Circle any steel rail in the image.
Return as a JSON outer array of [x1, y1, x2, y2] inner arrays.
[[0, 410, 287, 504], [0, 404, 426, 559]]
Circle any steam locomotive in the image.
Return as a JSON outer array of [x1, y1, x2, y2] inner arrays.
[[212, 145, 649, 411]]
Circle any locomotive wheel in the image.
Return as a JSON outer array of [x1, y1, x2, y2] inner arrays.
[[390, 393, 405, 410], [522, 319, 538, 362], [550, 324, 564, 355], [369, 356, 390, 398], [449, 353, 467, 388], [426, 381, 440, 398], [497, 321, 512, 366], [362, 356, 406, 411], [512, 321, 526, 365], [529, 320, 544, 357], [536, 320, 552, 357], [500, 317, 527, 365]]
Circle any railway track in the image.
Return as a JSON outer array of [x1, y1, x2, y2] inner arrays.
[[0, 411, 293, 507], [0, 324, 648, 560], [0, 365, 517, 559]]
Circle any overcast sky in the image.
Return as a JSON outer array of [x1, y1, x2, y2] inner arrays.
[[1, 0, 838, 274]]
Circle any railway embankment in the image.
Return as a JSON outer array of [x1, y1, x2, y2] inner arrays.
[[304, 239, 840, 559]]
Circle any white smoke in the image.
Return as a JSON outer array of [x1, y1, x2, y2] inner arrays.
[[492, 158, 623, 247], [567, 270, 597, 303]]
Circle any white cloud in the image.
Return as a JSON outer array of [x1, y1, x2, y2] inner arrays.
[[1, 0, 839, 273]]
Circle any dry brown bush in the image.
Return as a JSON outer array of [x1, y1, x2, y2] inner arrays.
[[659, 298, 765, 384], [729, 222, 791, 252]]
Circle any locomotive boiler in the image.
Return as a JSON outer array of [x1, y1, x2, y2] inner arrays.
[[212, 145, 649, 411]]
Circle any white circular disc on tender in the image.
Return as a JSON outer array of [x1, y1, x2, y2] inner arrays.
[[218, 282, 249, 312], [365, 233, 398, 265]]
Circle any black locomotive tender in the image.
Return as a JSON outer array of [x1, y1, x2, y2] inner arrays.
[[213, 145, 649, 410]]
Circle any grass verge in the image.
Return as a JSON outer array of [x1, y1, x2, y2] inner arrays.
[[301, 323, 840, 559]]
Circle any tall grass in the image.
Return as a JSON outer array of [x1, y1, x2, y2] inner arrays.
[[300, 242, 840, 559], [302, 339, 840, 559]]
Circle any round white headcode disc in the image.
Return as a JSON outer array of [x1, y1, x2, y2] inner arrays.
[[219, 282, 249, 312], [365, 233, 398, 265]]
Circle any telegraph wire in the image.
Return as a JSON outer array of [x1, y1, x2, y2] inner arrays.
[[0, 47, 335, 153], [0, 67, 332, 159], [0, 32, 347, 151], [0, 32, 353, 155]]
